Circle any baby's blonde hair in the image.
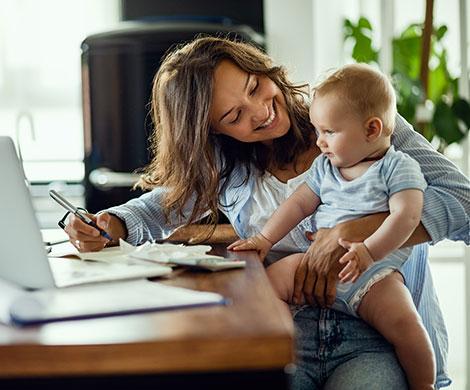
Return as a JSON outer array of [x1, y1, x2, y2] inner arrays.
[[313, 63, 397, 135]]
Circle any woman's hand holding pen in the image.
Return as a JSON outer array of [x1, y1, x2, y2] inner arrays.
[[64, 212, 127, 252]]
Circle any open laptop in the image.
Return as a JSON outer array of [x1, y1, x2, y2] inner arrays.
[[0, 136, 172, 290]]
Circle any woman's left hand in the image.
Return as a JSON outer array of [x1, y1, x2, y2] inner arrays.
[[293, 213, 388, 307], [293, 226, 347, 307]]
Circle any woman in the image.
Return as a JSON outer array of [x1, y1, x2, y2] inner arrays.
[[65, 37, 470, 389]]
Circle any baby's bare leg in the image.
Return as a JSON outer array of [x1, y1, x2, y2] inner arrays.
[[358, 272, 436, 390], [266, 253, 304, 304]]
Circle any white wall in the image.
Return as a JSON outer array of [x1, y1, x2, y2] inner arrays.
[[263, 0, 385, 86], [263, 0, 315, 86]]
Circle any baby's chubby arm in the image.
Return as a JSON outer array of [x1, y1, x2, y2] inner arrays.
[[228, 183, 320, 260], [338, 189, 424, 282], [365, 189, 424, 259]]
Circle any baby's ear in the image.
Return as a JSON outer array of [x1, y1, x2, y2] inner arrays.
[[365, 117, 383, 141]]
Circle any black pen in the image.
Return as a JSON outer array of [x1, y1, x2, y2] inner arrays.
[[49, 190, 113, 241]]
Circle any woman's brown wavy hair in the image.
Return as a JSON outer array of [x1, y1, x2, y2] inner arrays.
[[137, 36, 315, 236]]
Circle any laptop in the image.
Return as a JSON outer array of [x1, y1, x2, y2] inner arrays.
[[0, 136, 172, 290]]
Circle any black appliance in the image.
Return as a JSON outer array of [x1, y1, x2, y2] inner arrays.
[[121, 0, 264, 34], [81, 21, 264, 213]]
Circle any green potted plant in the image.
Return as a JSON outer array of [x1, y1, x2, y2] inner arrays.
[[343, 16, 470, 152]]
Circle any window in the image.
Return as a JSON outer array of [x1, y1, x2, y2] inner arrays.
[[0, 0, 120, 182]]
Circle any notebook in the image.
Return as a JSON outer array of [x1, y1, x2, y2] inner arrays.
[[1, 278, 226, 325], [0, 136, 226, 325]]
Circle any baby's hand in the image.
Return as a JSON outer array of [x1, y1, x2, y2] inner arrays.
[[337, 238, 374, 283], [227, 233, 273, 261]]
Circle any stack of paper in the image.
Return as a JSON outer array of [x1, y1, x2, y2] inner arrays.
[[75, 240, 246, 272]]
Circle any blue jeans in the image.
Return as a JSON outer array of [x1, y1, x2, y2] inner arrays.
[[290, 306, 408, 390]]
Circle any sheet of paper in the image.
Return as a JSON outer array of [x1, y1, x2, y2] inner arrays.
[[121, 240, 246, 271], [69, 241, 218, 264], [48, 258, 172, 288], [76, 246, 131, 264], [41, 229, 69, 245], [121, 240, 218, 262], [50, 240, 245, 274]]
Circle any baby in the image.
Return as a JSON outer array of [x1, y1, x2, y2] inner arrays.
[[229, 63, 436, 389]]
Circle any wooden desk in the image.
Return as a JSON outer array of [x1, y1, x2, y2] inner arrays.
[[0, 226, 294, 388]]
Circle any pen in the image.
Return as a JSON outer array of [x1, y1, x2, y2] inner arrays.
[[49, 190, 113, 241]]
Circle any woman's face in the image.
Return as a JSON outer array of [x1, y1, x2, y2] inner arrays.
[[209, 60, 290, 145]]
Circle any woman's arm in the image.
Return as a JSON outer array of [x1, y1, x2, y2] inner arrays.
[[65, 187, 202, 252], [337, 212, 432, 246], [292, 212, 429, 306], [392, 114, 470, 244], [104, 187, 205, 245]]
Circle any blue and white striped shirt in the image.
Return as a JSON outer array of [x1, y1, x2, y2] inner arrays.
[[106, 114, 469, 387]]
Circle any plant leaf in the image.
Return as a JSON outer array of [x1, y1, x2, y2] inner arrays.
[[393, 36, 421, 78], [393, 73, 423, 129], [435, 25, 448, 41], [452, 98, 470, 129], [427, 58, 449, 102], [353, 35, 378, 63], [343, 17, 378, 63], [433, 99, 466, 144], [358, 16, 373, 30]]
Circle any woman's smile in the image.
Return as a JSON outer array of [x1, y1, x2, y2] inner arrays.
[[255, 100, 277, 130]]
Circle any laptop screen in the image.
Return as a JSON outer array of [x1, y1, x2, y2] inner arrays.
[[0, 136, 55, 289]]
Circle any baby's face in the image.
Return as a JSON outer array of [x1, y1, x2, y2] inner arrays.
[[309, 93, 373, 168]]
